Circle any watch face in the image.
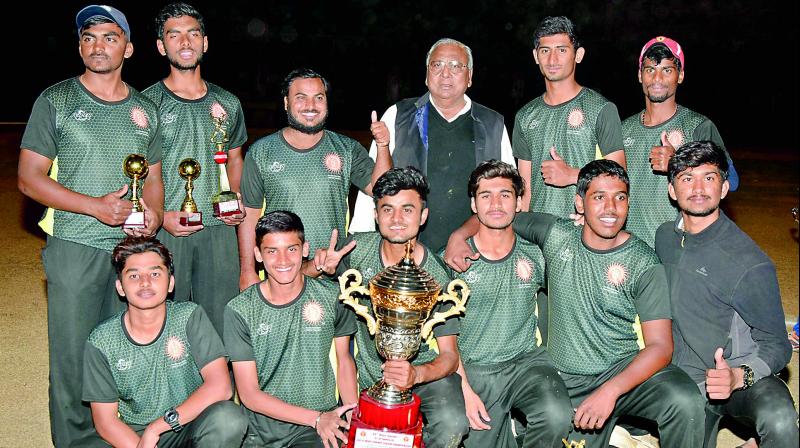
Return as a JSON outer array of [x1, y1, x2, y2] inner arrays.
[[165, 410, 179, 424]]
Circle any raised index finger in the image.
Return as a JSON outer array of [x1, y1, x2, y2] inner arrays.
[[328, 228, 339, 251]]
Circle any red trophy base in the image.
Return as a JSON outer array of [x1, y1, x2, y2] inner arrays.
[[346, 391, 423, 448], [179, 212, 202, 226], [212, 193, 241, 218]]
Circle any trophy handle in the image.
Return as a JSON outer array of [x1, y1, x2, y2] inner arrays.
[[338, 269, 378, 335], [421, 279, 469, 340]]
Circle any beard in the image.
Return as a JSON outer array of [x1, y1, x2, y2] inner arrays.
[[168, 52, 203, 71], [287, 109, 327, 134]]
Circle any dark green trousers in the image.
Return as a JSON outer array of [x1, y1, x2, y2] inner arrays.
[[415, 373, 469, 448]]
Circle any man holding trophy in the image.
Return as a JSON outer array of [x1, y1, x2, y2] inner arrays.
[[143, 2, 247, 335], [17, 5, 163, 445], [310, 167, 469, 447]]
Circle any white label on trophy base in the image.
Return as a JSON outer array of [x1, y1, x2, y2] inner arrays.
[[123, 211, 146, 229], [218, 199, 239, 214], [180, 213, 202, 226], [353, 428, 414, 448]]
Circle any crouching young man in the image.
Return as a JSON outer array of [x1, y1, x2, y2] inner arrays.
[[82, 236, 247, 448]]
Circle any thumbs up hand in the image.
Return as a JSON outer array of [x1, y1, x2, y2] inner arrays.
[[705, 347, 740, 399], [540, 147, 576, 187], [370, 110, 390, 148], [648, 131, 676, 173]]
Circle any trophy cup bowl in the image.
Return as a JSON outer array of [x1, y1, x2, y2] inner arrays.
[[178, 158, 203, 226], [338, 243, 469, 447], [122, 154, 149, 229]]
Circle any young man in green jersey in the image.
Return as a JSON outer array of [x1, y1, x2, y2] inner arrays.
[[308, 167, 469, 448], [82, 236, 247, 448], [238, 69, 392, 291], [224, 211, 359, 447], [446, 160, 705, 447], [622, 36, 738, 248], [143, 2, 247, 335], [449, 160, 572, 448], [18, 5, 164, 445]]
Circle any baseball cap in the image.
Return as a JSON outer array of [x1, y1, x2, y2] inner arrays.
[[76, 5, 131, 40], [639, 36, 684, 71]]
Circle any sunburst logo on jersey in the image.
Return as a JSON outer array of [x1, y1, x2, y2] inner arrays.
[[165, 336, 185, 361], [567, 108, 585, 129], [323, 152, 343, 174], [666, 129, 685, 148], [606, 263, 629, 287], [130, 106, 149, 129], [210, 102, 228, 120], [516, 257, 533, 282], [302, 300, 325, 325]]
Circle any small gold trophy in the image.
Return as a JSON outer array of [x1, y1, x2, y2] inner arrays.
[[178, 158, 202, 226], [210, 113, 241, 217], [122, 154, 149, 229]]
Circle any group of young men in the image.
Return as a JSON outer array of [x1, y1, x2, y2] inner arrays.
[[17, 3, 797, 448]]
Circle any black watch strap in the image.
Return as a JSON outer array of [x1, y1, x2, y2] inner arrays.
[[739, 364, 755, 390]]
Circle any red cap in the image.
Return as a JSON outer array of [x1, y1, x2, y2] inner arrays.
[[639, 36, 684, 71]]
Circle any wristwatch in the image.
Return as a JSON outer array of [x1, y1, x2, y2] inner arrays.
[[739, 364, 755, 390], [163, 407, 183, 433]]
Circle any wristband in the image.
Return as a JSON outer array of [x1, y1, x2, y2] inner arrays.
[[314, 412, 323, 429]]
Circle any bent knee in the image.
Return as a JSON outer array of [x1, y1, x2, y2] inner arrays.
[[758, 405, 800, 439]]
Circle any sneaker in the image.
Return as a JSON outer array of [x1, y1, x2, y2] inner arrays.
[[610, 425, 660, 448]]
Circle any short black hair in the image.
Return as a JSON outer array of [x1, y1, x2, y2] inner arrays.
[[372, 167, 430, 205], [468, 159, 525, 198], [576, 159, 630, 198], [112, 236, 174, 278], [255, 211, 305, 247], [281, 68, 330, 98], [668, 140, 729, 183], [155, 2, 205, 39], [641, 43, 682, 72], [533, 16, 580, 50]]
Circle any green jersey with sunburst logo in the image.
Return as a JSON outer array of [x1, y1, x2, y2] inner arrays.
[[451, 236, 545, 366], [241, 131, 374, 253], [82, 302, 225, 427], [512, 88, 623, 218], [143, 81, 247, 227], [514, 213, 670, 375]]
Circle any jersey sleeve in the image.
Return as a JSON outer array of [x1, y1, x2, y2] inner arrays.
[[595, 103, 625, 156], [512, 212, 557, 247], [511, 111, 531, 161], [223, 306, 255, 362], [692, 120, 739, 191], [241, 151, 266, 209], [633, 264, 671, 322], [186, 305, 227, 370], [81, 341, 119, 403], [228, 101, 249, 149], [20, 96, 58, 160], [350, 140, 376, 193], [334, 298, 358, 337]]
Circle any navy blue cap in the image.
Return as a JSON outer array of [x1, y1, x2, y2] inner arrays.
[[76, 5, 131, 40]]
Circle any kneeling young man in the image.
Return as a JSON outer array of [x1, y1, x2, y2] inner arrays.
[[448, 160, 705, 447], [453, 160, 573, 448], [82, 237, 247, 448], [224, 211, 358, 447]]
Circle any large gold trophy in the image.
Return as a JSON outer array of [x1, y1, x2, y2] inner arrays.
[[178, 158, 202, 226], [122, 154, 149, 229], [338, 242, 469, 447]]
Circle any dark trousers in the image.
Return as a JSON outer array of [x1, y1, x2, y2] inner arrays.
[[560, 358, 705, 448], [415, 373, 469, 448], [704, 375, 799, 448], [43, 237, 124, 447]]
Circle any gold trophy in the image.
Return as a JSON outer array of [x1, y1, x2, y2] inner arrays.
[[122, 154, 149, 229], [210, 113, 241, 217], [338, 242, 469, 447], [178, 158, 202, 226]]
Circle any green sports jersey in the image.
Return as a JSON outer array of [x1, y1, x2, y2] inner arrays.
[[451, 236, 545, 366], [224, 278, 356, 412], [142, 81, 247, 227], [622, 106, 727, 247], [241, 130, 374, 253], [514, 213, 671, 375], [512, 88, 623, 217], [82, 302, 226, 427], [20, 77, 161, 252], [338, 231, 457, 389]]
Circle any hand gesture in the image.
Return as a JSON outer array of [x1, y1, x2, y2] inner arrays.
[[444, 235, 480, 272], [93, 184, 133, 226], [163, 210, 204, 237], [382, 360, 417, 390], [316, 403, 357, 448], [540, 147, 574, 187], [123, 196, 158, 237], [648, 131, 676, 173], [462, 384, 491, 430], [573, 384, 619, 430], [312, 229, 357, 275], [370, 111, 390, 148], [706, 347, 737, 400], [217, 192, 246, 226]]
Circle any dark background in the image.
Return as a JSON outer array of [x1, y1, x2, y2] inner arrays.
[[6, 0, 798, 150]]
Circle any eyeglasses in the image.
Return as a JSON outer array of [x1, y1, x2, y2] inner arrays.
[[428, 60, 469, 75]]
